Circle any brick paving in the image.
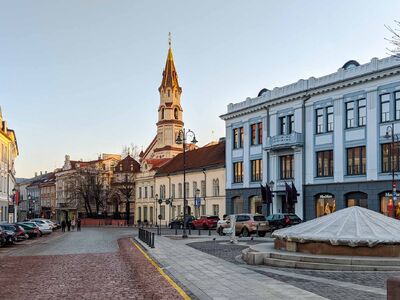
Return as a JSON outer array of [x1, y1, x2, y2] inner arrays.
[[188, 239, 390, 300], [0, 229, 183, 300]]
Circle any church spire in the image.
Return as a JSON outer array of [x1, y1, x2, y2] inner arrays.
[[159, 33, 181, 93]]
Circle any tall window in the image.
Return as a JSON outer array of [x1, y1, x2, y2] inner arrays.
[[287, 115, 294, 134], [396, 92, 400, 120], [212, 179, 220, 196], [251, 159, 262, 182], [258, 122, 263, 144], [280, 155, 294, 179], [233, 162, 243, 183], [358, 99, 366, 126], [193, 181, 198, 198], [201, 180, 206, 197], [233, 128, 239, 149], [151, 186, 154, 198], [251, 124, 257, 145], [382, 142, 400, 173], [160, 205, 165, 220], [279, 116, 286, 134], [381, 94, 390, 122], [326, 106, 334, 132], [233, 127, 244, 148], [178, 183, 182, 198], [316, 108, 324, 133], [161, 108, 165, 119], [185, 182, 189, 198], [316, 150, 334, 177], [171, 184, 176, 198], [138, 187, 142, 199], [239, 127, 244, 147], [144, 187, 148, 198], [347, 146, 366, 175], [346, 101, 355, 128], [212, 204, 219, 216], [174, 108, 178, 120]]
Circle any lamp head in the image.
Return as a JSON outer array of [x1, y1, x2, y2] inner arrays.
[[191, 136, 198, 144]]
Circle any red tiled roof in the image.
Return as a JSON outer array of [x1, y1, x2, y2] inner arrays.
[[155, 141, 225, 176], [142, 158, 172, 171], [114, 155, 140, 173]]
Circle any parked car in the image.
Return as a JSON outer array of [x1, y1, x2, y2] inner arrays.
[[0, 227, 6, 246], [169, 216, 196, 229], [16, 223, 40, 238], [31, 219, 57, 231], [192, 215, 220, 230], [22, 221, 52, 236], [224, 214, 269, 237], [0, 225, 17, 244], [2, 224, 27, 241], [266, 213, 302, 231]]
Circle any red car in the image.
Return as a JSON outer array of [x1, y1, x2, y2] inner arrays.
[[192, 215, 220, 230]]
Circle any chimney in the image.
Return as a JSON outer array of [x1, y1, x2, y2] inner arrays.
[[40, 171, 43, 176], [34, 172, 38, 177], [45, 171, 47, 174]]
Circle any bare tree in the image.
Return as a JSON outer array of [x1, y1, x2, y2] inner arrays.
[[117, 174, 135, 226], [122, 143, 141, 160], [386, 20, 400, 58]]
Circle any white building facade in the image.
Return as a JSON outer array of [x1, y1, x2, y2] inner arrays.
[[221, 56, 400, 220]]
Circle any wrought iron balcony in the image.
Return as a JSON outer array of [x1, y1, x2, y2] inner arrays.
[[265, 132, 304, 150]]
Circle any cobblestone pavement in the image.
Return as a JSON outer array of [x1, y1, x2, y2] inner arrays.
[[0, 228, 184, 300], [188, 240, 390, 300]]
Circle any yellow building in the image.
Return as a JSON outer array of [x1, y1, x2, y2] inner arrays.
[[0, 108, 19, 223]]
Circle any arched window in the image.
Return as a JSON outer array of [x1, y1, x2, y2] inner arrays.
[[213, 179, 219, 196], [174, 108, 178, 120], [168, 90, 170, 97], [233, 197, 243, 214], [161, 108, 165, 119], [345, 192, 368, 208], [315, 193, 336, 217]]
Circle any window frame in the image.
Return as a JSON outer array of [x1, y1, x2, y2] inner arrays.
[[250, 124, 257, 145], [347, 146, 366, 175], [250, 159, 262, 182], [316, 108, 324, 134], [346, 101, 355, 129], [326, 106, 334, 132], [280, 155, 294, 179], [316, 150, 334, 177], [358, 99, 366, 127], [380, 93, 391, 123], [233, 161, 244, 183]]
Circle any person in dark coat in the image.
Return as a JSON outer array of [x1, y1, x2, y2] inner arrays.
[[61, 220, 66, 232], [77, 218, 81, 232], [67, 219, 71, 232]]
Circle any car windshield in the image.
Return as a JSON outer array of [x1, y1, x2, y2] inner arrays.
[[254, 215, 266, 221], [289, 214, 301, 220], [33, 220, 45, 224]]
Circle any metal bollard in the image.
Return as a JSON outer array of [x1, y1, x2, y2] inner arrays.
[[198, 229, 201, 235], [189, 227, 191, 235], [256, 224, 259, 237], [209, 229, 211, 236], [175, 227, 178, 235], [151, 232, 155, 248]]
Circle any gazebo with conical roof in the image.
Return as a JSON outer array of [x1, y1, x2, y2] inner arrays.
[[272, 206, 400, 257]]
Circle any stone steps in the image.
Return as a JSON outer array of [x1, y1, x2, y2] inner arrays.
[[269, 252, 400, 266]]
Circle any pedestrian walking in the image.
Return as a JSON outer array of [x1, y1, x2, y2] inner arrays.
[[77, 218, 81, 232], [71, 219, 76, 231], [61, 220, 66, 232], [67, 219, 71, 232]]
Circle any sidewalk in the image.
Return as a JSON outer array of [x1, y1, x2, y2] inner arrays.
[[140, 236, 325, 300]]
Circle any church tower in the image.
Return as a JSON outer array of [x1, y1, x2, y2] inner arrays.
[[153, 34, 184, 158]]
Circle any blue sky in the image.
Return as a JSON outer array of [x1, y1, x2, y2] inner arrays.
[[1, 0, 399, 178]]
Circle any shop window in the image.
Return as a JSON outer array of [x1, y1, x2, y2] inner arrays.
[[249, 196, 262, 214], [315, 194, 336, 217], [345, 192, 368, 208], [380, 192, 400, 218]]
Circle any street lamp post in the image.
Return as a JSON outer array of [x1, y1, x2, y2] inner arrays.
[[175, 128, 198, 238], [195, 188, 200, 217], [385, 123, 400, 218], [28, 194, 32, 219]]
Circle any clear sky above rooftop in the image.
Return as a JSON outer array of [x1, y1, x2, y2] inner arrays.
[[1, 0, 399, 178]]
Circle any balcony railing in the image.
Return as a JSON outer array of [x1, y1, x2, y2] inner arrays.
[[265, 132, 304, 150]]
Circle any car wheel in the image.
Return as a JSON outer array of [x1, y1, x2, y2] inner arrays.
[[241, 227, 249, 237], [258, 232, 266, 237]]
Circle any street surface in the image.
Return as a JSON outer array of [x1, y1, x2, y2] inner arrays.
[[0, 228, 183, 300]]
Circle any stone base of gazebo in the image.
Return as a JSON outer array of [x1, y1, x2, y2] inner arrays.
[[274, 238, 400, 257]]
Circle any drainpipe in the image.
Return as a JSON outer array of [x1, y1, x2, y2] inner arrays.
[[202, 168, 207, 214], [302, 94, 310, 221]]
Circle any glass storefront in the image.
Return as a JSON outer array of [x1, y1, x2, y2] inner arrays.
[[380, 191, 400, 219], [249, 196, 262, 214], [346, 192, 368, 208], [315, 194, 336, 217]]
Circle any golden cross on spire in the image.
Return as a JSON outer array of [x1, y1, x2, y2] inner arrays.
[[168, 32, 172, 47]]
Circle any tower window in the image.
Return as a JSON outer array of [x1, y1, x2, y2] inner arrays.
[[174, 108, 178, 120], [168, 90, 170, 97], [161, 108, 165, 119]]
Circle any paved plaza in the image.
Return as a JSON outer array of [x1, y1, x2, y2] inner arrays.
[[0, 227, 396, 299]]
